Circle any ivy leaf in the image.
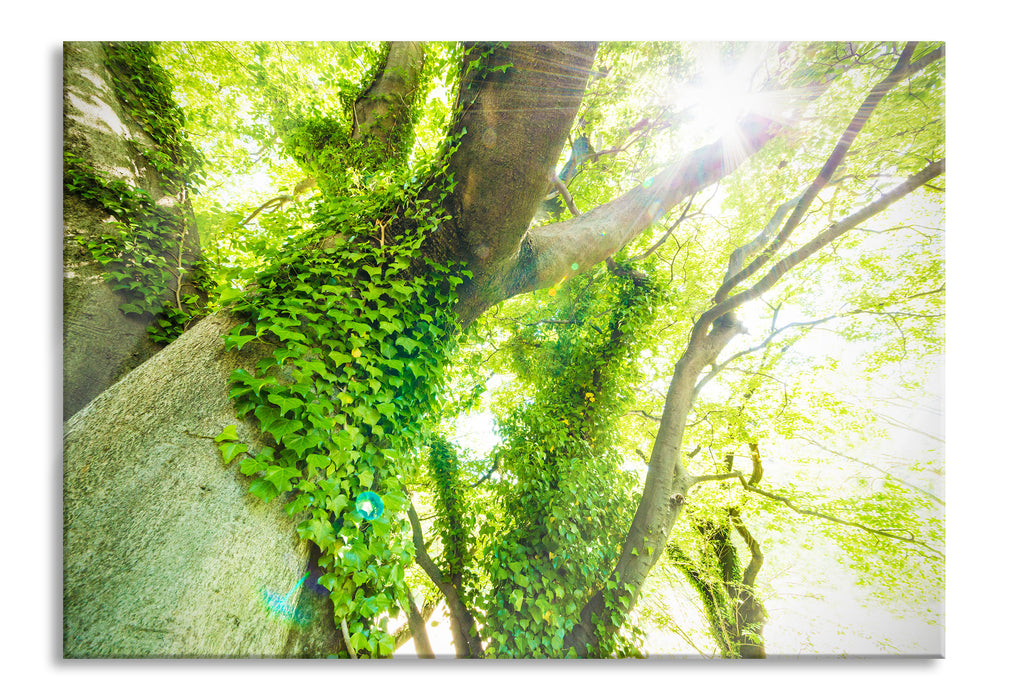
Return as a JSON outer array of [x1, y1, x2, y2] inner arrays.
[[329, 351, 353, 365], [218, 441, 247, 464], [394, 336, 420, 354], [265, 464, 301, 493], [249, 477, 279, 503], [240, 456, 264, 476], [269, 394, 303, 416], [268, 418, 303, 443], [285, 431, 324, 458], [354, 404, 381, 427], [223, 332, 257, 351], [214, 424, 239, 442], [305, 453, 331, 472]]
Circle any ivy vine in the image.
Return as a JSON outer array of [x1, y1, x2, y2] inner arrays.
[[476, 265, 662, 657], [65, 42, 208, 343], [214, 146, 471, 657]]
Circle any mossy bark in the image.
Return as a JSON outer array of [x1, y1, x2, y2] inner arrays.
[[63, 42, 199, 419]]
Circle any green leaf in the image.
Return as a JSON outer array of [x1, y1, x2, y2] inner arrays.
[[394, 336, 420, 354], [510, 590, 524, 611], [215, 424, 239, 442], [249, 477, 279, 503], [270, 394, 303, 416], [223, 332, 257, 351], [218, 441, 247, 464], [306, 453, 330, 471], [268, 418, 303, 443]]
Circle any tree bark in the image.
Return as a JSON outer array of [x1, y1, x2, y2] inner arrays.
[[62, 41, 837, 657], [429, 42, 599, 325], [404, 587, 436, 658], [64, 311, 315, 656], [63, 42, 200, 419], [352, 42, 425, 144]]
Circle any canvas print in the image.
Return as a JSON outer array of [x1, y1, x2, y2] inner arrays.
[[63, 41, 944, 658]]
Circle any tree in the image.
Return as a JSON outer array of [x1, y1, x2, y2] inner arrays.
[[63, 42, 204, 418], [63, 40, 944, 658]]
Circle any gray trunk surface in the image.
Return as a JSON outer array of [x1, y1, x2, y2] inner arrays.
[[63, 42, 199, 420], [63, 311, 334, 657]]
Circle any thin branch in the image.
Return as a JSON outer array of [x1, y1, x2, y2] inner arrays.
[[405, 499, 484, 657], [737, 476, 944, 559], [713, 43, 943, 304], [795, 434, 944, 505], [470, 452, 502, 488], [686, 470, 744, 487], [631, 194, 697, 261], [691, 158, 944, 346], [340, 618, 358, 659], [625, 409, 662, 423], [694, 284, 945, 396], [549, 171, 582, 217]]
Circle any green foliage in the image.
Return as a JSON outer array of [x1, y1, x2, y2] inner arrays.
[[65, 42, 209, 343], [427, 436, 475, 589], [103, 42, 205, 187], [215, 144, 470, 657], [472, 267, 661, 657], [141, 40, 943, 657]]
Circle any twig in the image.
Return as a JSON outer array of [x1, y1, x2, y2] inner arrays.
[[549, 171, 581, 217], [470, 453, 502, 488], [737, 476, 944, 559], [631, 195, 697, 261], [795, 434, 944, 505], [340, 618, 358, 659]]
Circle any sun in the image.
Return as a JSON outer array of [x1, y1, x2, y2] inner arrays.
[[682, 45, 769, 137], [675, 43, 783, 168]]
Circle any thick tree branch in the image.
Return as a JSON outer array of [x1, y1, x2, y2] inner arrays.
[[402, 586, 436, 658], [564, 64, 943, 653], [510, 114, 788, 301], [729, 510, 763, 589], [565, 310, 744, 655], [351, 42, 425, 144], [713, 43, 944, 303], [432, 42, 599, 325], [391, 595, 439, 652]]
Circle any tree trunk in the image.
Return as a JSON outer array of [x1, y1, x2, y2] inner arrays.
[[63, 311, 336, 657], [63, 42, 200, 419], [63, 41, 801, 657], [62, 41, 599, 658]]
